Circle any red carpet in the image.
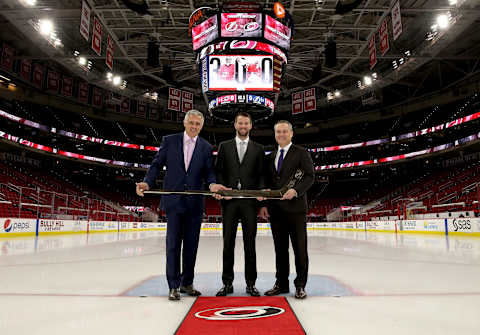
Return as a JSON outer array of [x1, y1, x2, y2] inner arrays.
[[175, 296, 305, 334]]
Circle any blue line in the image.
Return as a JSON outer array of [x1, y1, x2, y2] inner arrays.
[[444, 218, 448, 236], [35, 218, 39, 236]]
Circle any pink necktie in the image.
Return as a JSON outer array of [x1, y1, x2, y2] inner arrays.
[[184, 138, 194, 170]]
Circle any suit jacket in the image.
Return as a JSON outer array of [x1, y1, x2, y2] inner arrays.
[[143, 133, 216, 214], [215, 138, 265, 192], [265, 144, 314, 214]]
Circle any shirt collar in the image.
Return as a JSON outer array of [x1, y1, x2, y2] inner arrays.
[[278, 142, 292, 153], [184, 131, 198, 143], [235, 136, 249, 145]]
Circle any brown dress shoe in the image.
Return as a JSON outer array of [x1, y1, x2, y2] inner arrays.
[[180, 285, 202, 296], [168, 288, 180, 301]]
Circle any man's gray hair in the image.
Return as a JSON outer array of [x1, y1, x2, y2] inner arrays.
[[274, 120, 293, 131], [184, 109, 204, 124]]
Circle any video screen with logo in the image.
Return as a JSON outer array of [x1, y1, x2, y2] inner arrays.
[[207, 55, 274, 91], [220, 13, 262, 38], [192, 15, 219, 50], [264, 15, 291, 50]]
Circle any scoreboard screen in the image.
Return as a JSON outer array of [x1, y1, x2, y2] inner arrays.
[[192, 15, 218, 50], [220, 13, 262, 38], [264, 15, 291, 50], [206, 55, 273, 91]]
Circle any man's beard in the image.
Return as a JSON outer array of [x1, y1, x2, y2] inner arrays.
[[237, 129, 249, 137]]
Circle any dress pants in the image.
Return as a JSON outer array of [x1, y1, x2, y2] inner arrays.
[[269, 210, 309, 288], [165, 211, 203, 289], [221, 199, 258, 285]]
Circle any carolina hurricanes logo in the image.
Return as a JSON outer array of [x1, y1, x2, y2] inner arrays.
[[195, 306, 285, 320], [244, 22, 260, 32], [230, 40, 257, 49], [225, 22, 238, 32], [3, 219, 12, 233]]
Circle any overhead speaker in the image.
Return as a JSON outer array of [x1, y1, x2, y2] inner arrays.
[[147, 41, 159, 67], [325, 40, 337, 68], [311, 63, 322, 82], [163, 64, 173, 82]]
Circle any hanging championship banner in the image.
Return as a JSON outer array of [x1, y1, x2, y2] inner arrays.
[[137, 102, 147, 118], [368, 34, 377, 69], [163, 110, 172, 121], [182, 91, 194, 112], [1, 43, 15, 71], [78, 81, 89, 103], [20, 59, 32, 81], [292, 91, 303, 115], [106, 34, 114, 70], [149, 105, 159, 120], [91, 17, 102, 56], [391, 0, 403, 41], [120, 98, 130, 114], [47, 70, 59, 92], [303, 88, 316, 112], [62, 76, 73, 97], [168, 87, 181, 111], [92, 87, 103, 107], [32, 63, 44, 88], [80, 0, 91, 42], [379, 18, 390, 56]]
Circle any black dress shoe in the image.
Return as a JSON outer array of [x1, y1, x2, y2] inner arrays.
[[264, 284, 289, 296], [180, 285, 202, 296], [295, 287, 307, 299], [168, 288, 180, 301], [246, 285, 260, 297], [216, 284, 233, 296]]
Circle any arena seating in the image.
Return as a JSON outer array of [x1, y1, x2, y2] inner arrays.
[[0, 160, 139, 221]]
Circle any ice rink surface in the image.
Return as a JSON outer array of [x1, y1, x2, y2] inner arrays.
[[1, 229, 479, 334]]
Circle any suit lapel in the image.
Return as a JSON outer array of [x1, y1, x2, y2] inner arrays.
[[178, 133, 186, 173], [231, 139, 241, 166], [281, 145, 295, 173]]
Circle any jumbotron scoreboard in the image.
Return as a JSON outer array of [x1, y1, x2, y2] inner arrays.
[[190, 1, 292, 121]]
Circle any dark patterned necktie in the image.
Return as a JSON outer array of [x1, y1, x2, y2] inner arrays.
[[277, 148, 284, 172]]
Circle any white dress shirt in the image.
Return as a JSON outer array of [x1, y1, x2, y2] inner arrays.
[[235, 136, 249, 162]]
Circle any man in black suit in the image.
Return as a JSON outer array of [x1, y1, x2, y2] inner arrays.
[[259, 120, 314, 299], [215, 112, 265, 297]]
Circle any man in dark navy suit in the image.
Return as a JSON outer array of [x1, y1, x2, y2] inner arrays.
[[259, 120, 314, 300], [136, 110, 228, 300]]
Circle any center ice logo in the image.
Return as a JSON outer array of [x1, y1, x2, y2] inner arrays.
[[195, 306, 285, 320], [3, 219, 12, 232]]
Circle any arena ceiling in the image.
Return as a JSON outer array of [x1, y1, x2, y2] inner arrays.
[[1, 0, 480, 112]]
